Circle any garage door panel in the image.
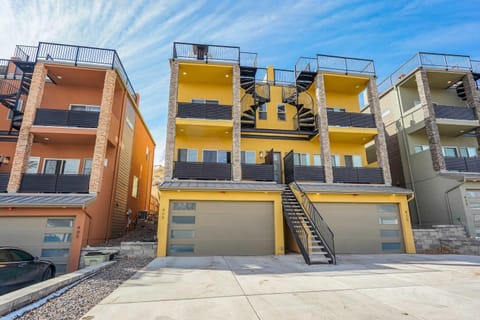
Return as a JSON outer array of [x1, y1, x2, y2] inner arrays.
[[168, 201, 274, 256], [314, 203, 404, 254]]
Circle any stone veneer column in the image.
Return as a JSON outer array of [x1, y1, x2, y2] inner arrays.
[[315, 73, 333, 183], [232, 65, 242, 181], [7, 63, 47, 193], [367, 77, 392, 185], [163, 60, 179, 181], [461, 72, 480, 148], [89, 70, 117, 193], [415, 69, 445, 171]]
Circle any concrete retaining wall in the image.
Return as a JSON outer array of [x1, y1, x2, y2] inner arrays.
[[120, 242, 157, 258]]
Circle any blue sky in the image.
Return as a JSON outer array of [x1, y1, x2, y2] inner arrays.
[[1, 0, 480, 164]]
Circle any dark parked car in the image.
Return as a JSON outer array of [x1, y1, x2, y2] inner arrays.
[[0, 247, 56, 295]]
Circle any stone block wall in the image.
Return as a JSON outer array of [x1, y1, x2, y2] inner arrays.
[[413, 225, 480, 255]]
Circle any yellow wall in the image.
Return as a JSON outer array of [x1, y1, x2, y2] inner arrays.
[[326, 91, 360, 112], [255, 84, 298, 130], [307, 193, 416, 253], [157, 190, 285, 256], [178, 82, 232, 105], [175, 132, 232, 161], [330, 142, 369, 166]]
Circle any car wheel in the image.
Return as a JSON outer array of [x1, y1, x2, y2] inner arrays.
[[42, 267, 54, 281]]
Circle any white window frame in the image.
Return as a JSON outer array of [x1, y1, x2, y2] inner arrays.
[[131, 175, 139, 198], [191, 99, 219, 104], [414, 145, 429, 153], [459, 147, 477, 158], [83, 159, 93, 175], [344, 155, 362, 168], [294, 153, 310, 166], [442, 146, 459, 158], [202, 149, 231, 163], [42, 158, 80, 175], [331, 154, 341, 167], [313, 154, 322, 166], [178, 148, 198, 162], [258, 103, 267, 120], [277, 104, 286, 121], [69, 104, 101, 112]]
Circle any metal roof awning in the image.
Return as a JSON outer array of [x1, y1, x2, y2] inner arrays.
[[0, 193, 97, 208], [159, 180, 285, 192], [298, 183, 413, 195]]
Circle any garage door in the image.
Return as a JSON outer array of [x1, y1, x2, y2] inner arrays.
[[465, 190, 480, 238], [167, 201, 274, 256], [313, 203, 404, 254], [0, 217, 75, 274]]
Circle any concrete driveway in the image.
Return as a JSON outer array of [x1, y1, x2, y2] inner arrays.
[[82, 254, 480, 319]]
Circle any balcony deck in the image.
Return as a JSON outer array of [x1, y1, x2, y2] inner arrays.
[[241, 164, 274, 181], [445, 157, 480, 173], [333, 167, 384, 184], [34, 109, 100, 128], [177, 102, 232, 120], [0, 173, 9, 192], [173, 42, 257, 67]]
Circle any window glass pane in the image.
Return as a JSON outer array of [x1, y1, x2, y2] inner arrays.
[[205, 100, 219, 104], [191, 99, 205, 103], [382, 242, 401, 251], [241, 151, 256, 164], [442, 147, 458, 157], [83, 159, 92, 175], [26, 157, 40, 174], [414, 146, 423, 153], [352, 155, 362, 168], [44, 233, 72, 243], [331, 155, 340, 167], [41, 248, 70, 257], [294, 153, 300, 166], [172, 202, 196, 211], [459, 147, 468, 158], [187, 149, 197, 162], [460, 147, 477, 158], [9, 249, 33, 261], [63, 159, 80, 174], [380, 230, 400, 238], [131, 176, 139, 198], [169, 245, 194, 253], [171, 230, 195, 239], [203, 150, 217, 163], [259, 103, 267, 120], [313, 154, 322, 166], [217, 151, 228, 163], [344, 155, 353, 167], [468, 147, 477, 157], [44, 160, 58, 174], [301, 154, 310, 165], [377, 204, 398, 213], [178, 149, 187, 162], [46, 218, 74, 228], [172, 216, 196, 224], [71, 105, 100, 112], [379, 217, 399, 225], [277, 105, 286, 121]]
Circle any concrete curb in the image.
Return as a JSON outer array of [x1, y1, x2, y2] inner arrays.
[[0, 261, 115, 317]]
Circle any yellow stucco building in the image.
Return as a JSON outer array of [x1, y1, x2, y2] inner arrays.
[[158, 42, 415, 264]]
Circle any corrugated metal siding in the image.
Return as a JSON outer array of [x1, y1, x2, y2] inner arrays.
[[110, 100, 136, 238]]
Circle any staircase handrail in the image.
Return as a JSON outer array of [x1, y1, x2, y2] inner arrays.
[[290, 181, 336, 264], [0, 79, 20, 97], [282, 197, 311, 265]]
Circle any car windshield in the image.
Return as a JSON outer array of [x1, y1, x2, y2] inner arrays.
[[8, 249, 33, 261]]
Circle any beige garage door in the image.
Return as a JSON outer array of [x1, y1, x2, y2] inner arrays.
[[0, 217, 75, 273], [313, 203, 404, 254], [167, 201, 274, 256]]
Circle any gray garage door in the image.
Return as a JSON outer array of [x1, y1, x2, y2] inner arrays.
[[0, 217, 74, 273], [313, 203, 404, 254], [167, 201, 274, 256]]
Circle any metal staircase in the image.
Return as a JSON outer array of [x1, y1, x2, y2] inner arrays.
[[239, 66, 270, 128], [455, 72, 480, 101], [0, 60, 35, 133], [282, 183, 335, 264], [281, 69, 317, 132]]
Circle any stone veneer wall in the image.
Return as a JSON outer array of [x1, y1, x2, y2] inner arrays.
[[413, 225, 480, 255]]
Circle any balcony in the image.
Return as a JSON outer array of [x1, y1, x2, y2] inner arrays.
[[34, 109, 99, 128], [333, 167, 384, 184], [445, 157, 480, 173], [378, 52, 472, 94], [241, 164, 274, 181], [19, 174, 90, 193], [15, 42, 136, 99], [177, 102, 232, 120], [172, 42, 257, 67], [295, 55, 375, 76], [173, 162, 232, 180], [327, 111, 376, 128], [0, 173, 9, 192]]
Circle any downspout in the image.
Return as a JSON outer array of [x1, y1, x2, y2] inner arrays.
[[81, 205, 93, 246], [395, 83, 422, 225]]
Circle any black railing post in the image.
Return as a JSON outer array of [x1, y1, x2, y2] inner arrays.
[[74, 46, 80, 66]]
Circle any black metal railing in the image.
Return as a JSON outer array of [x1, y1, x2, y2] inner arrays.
[[327, 111, 376, 128], [282, 196, 311, 265], [445, 157, 480, 172], [317, 54, 375, 75], [173, 161, 232, 180], [177, 102, 232, 120], [333, 167, 384, 184], [173, 42, 259, 66], [433, 105, 476, 121], [34, 109, 100, 128], [284, 150, 325, 184], [0, 78, 20, 96], [290, 181, 336, 264], [294, 57, 317, 79], [14, 42, 136, 99], [0, 59, 9, 78], [274, 69, 295, 86], [378, 52, 472, 94], [241, 164, 274, 181], [19, 174, 90, 193], [0, 173, 9, 192]]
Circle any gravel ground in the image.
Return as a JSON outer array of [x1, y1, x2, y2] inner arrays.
[[16, 257, 152, 320]]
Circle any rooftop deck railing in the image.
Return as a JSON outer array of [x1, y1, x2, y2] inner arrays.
[[378, 52, 473, 94], [472, 60, 480, 74], [294, 57, 317, 78], [274, 69, 295, 85], [240, 51, 258, 68], [13, 42, 136, 99], [316, 54, 375, 75]]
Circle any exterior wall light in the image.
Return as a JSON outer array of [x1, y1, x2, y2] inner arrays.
[[0, 155, 11, 167]]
